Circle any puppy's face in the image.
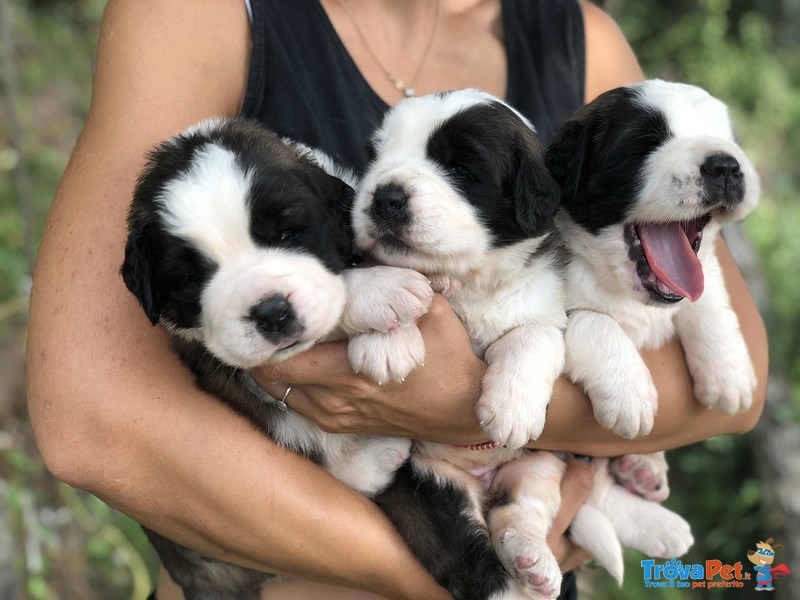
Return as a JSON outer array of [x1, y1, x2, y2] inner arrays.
[[353, 89, 560, 276], [121, 119, 354, 368], [548, 80, 759, 304]]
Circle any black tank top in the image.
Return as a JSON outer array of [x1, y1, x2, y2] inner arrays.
[[242, 0, 585, 174]]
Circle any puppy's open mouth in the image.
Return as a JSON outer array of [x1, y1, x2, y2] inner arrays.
[[625, 214, 711, 303]]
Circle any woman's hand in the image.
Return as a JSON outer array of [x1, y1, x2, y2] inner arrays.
[[252, 295, 487, 444], [548, 457, 594, 573]]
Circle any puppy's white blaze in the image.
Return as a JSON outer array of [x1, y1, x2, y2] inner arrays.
[[636, 135, 760, 223], [201, 250, 346, 369], [158, 144, 255, 262], [635, 79, 734, 140], [371, 88, 495, 156]]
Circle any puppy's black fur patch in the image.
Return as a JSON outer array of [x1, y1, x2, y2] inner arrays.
[[546, 87, 673, 233], [426, 100, 561, 246], [377, 463, 510, 600]]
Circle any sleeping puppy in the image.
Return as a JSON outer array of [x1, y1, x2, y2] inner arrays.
[[353, 89, 567, 599], [547, 79, 759, 440], [120, 117, 431, 600]]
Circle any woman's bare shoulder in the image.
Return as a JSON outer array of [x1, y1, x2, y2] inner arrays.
[[578, 0, 644, 103]]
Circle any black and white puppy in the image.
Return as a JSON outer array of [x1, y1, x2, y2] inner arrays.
[[121, 117, 430, 599], [542, 80, 757, 583], [547, 79, 759, 439], [355, 89, 568, 599], [352, 88, 566, 448]]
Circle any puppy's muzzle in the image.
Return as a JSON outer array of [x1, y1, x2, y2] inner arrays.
[[372, 183, 409, 221], [700, 152, 744, 209], [248, 294, 300, 344]]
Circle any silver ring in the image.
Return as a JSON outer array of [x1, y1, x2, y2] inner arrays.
[[281, 385, 293, 406], [236, 371, 289, 412]]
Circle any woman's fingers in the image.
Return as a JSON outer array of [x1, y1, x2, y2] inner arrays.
[[548, 457, 595, 572]]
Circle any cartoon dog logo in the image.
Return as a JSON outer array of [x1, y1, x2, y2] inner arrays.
[[747, 538, 791, 591]]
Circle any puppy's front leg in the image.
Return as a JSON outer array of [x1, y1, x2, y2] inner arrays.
[[342, 266, 431, 384], [565, 310, 657, 438], [340, 266, 433, 334], [487, 452, 564, 599], [673, 257, 755, 415], [476, 325, 564, 448]]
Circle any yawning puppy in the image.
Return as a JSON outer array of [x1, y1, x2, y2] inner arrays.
[[547, 79, 759, 439], [121, 117, 430, 599]]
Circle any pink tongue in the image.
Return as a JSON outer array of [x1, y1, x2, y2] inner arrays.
[[638, 222, 704, 301]]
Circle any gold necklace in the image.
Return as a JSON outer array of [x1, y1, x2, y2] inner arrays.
[[334, 0, 442, 98]]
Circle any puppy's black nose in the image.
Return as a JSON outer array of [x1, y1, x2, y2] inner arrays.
[[372, 183, 408, 220], [700, 153, 744, 207], [249, 294, 296, 343], [701, 153, 741, 181]]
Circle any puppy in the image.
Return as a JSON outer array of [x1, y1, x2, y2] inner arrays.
[[544, 79, 758, 580], [353, 89, 570, 599], [352, 88, 566, 448], [547, 79, 759, 440], [121, 117, 431, 599]]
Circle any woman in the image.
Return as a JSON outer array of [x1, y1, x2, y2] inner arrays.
[[26, 0, 767, 598]]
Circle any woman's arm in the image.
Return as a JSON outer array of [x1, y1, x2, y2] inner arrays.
[[26, 1, 447, 597]]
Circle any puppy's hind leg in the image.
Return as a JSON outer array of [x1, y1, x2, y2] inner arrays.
[[603, 484, 694, 560], [487, 451, 565, 599]]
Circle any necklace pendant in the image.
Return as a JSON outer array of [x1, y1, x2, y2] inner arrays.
[[403, 87, 415, 98]]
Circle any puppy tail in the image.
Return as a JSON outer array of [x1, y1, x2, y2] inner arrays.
[[569, 504, 624, 586]]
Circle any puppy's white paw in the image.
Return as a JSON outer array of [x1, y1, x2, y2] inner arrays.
[[475, 376, 549, 448], [496, 529, 561, 599], [328, 437, 411, 497], [692, 359, 756, 416], [429, 273, 462, 297], [352, 437, 412, 497], [590, 371, 658, 439], [633, 508, 694, 559], [348, 326, 425, 385], [342, 266, 433, 333], [610, 453, 669, 502]]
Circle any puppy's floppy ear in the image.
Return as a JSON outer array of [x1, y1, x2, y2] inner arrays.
[[512, 130, 562, 238], [545, 117, 590, 205], [306, 168, 357, 261], [120, 207, 163, 326]]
